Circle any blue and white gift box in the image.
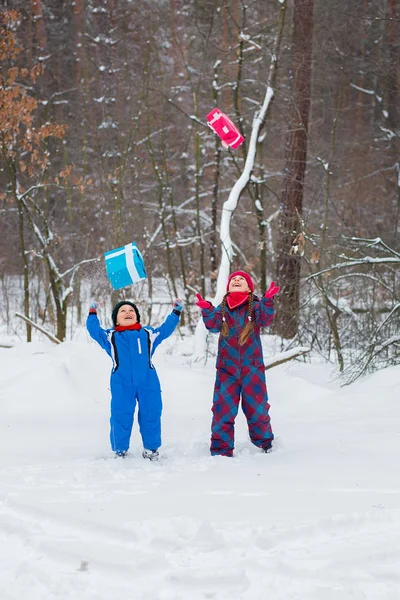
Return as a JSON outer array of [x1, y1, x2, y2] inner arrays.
[[104, 242, 147, 290]]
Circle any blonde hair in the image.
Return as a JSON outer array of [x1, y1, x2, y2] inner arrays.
[[221, 293, 254, 346]]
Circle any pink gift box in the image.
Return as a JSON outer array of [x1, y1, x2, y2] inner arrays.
[[206, 109, 245, 149]]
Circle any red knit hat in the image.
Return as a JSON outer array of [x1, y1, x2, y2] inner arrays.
[[227, 271, 254, 292]]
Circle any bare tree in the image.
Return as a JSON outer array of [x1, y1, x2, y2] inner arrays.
[[0, 10, 66, 340], [275, 0, 314, 339], [193, 0, 288, 361]]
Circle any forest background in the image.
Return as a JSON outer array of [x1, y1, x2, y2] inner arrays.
[[0, 0, 399, 383]]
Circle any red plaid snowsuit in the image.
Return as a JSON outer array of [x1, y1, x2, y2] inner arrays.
[[201, 296, 274, 456]]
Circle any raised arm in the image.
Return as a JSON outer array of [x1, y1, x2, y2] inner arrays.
[[195, 293, 221, 332], [255, 282, 280, 327], [86, 303, 112, 355], [149, 298, 182, 353]]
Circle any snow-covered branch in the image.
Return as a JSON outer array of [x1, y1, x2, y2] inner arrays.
[[60, 257, 101, 280], [374, 336, 400, 354], [15, 313, 61, 344], [219, 86, 274, 268], [371, 303, 400, 344], [265, 347, 310, 370], [345, 237, 400, 259], [193, 1, 287, 362], [307, 256, 400, 280], [330, 272, 395, 295]]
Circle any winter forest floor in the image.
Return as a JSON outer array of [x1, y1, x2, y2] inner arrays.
[[1, 331, 400, 600]]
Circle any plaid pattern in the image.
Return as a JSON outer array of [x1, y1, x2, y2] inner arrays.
[[201, 294, 274, 334], [211, 365, 273, 455], [202, 296, 275, 456]]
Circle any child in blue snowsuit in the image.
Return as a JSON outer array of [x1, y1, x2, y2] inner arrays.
[[86, 299, 182, 460], [196, 271, 279, 457]]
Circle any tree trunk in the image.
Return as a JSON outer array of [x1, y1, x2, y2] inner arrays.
[[32, 0, 47, 51], [17, 198, 32, 342], [4, 156, 32, 342], [194, 99, 206, 298], [386, 0, 398, 134], [210, 61, 222, 293], [275, 0, 314, 339], [386, 0, 400, 254]]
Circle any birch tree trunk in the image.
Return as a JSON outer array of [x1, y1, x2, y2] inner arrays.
[[275, 0, 314, 339], [192, 1, 288, 361], [16, 183, 32, 342]]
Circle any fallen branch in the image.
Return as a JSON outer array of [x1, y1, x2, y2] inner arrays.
[[265, 347, 311, 370], [15, 312, 62, 344]]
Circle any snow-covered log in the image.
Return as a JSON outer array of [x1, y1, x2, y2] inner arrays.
[[264, 347, 311, 370], [15, 313, 62, 344]]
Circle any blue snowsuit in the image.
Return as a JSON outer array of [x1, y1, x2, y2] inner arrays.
[[86, 311, 180, 453]]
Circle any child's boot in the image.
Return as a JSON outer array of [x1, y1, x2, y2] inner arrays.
[[261, 441, 273, 453], [142, 449, 159, 461], [115, 450, 128, 458]]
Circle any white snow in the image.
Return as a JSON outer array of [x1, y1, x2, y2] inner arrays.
[[1, 334, 400, 599], [254, 199, 263, 212]]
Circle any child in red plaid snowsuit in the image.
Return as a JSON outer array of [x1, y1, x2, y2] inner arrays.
[[196, 271, 279, 457]]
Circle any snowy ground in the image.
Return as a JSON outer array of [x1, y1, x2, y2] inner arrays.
[[1, 331, 400, 600]]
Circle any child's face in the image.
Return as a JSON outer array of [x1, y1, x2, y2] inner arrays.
[[228, 275, 250, 293], [116, 304, 137, 325]]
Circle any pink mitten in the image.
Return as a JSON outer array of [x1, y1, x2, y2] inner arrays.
[[195, 293, 211, 309], [264, 282, 280, 299]]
